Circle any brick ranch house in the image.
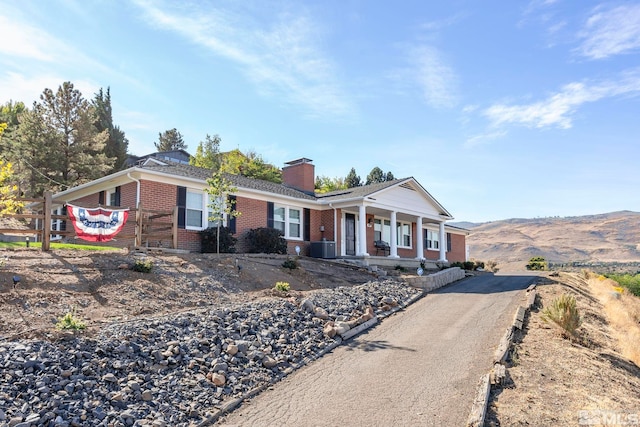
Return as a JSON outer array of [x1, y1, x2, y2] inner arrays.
[[49, 157, 468, 265]]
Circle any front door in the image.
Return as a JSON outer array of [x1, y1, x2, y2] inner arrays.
[[345, 213, 356, 256]]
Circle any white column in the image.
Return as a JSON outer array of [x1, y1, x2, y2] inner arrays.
[[358, 204, 369, 256], [389, 211, 399, 258], [438, 221, 447, 262], [415, 216, 423, 259]]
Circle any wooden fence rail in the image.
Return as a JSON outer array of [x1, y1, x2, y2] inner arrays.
[[0, 192, 177, 251]]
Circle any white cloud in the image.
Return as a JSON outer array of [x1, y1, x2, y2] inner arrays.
[[132, 0, 354, 120], [464, 131, 507, 148], [0, 72, 99, 105], [577, 4, 640, 59], [484, 70, 640, 129], [0, 15, 58, 61], [403, 46, 458, 109]]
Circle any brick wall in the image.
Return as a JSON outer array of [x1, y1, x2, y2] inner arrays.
[[282, 162, 315, 193], [447, 233, 467, 263]]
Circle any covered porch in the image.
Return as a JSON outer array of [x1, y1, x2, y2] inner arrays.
[[317, 178, 454, 266]]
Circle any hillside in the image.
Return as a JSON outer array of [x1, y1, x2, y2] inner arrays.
[[464, 211, 640, 264]]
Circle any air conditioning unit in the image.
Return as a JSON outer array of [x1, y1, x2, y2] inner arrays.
[[310, 240, 336, 259]]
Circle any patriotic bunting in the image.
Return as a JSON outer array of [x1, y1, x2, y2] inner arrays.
[[66, 204, 129, 242]]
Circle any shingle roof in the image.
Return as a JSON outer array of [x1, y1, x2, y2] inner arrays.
[[316, 178, 410, 202], [140, 161, 317, 201]]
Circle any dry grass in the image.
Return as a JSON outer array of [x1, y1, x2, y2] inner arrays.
[[588, 273, 640, 366]]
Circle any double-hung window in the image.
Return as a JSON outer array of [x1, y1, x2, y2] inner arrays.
[[425, 229, 439, 250], [186, 190, 205, 229], [374, 219, 391, 243], [274, 204, 302, 239], [397, 221, 412, 248]]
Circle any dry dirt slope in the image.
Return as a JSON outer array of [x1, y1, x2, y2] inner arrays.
[[487, 272, 640, 426], [464, 211, 640, 264]]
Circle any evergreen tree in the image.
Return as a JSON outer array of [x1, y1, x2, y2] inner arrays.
[[155, 128, 187, 151], [93, 88, 129, 172], [9, 82, 113, 197], [0, 101, 27, 158], [190, 134, 221, 170], [385, 171, 395, 181], [345, 167, 361, 188], [365, 166, 385, 185]]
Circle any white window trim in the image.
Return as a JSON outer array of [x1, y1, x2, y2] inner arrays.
[[185, 189, 206, 231], [396, 220, 412, 249], [106, 187, 118, 207], [274, 204, 303, 241], [425, 229, 440, 251]]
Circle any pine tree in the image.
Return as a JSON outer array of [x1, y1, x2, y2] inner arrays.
[[9, 82, 114, 197], [345, 167, 361, 188], [155, 128, 187, 151], [93, 88, 129, 172]]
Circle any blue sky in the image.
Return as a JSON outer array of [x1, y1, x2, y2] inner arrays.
[[1, 0, 639, 223]]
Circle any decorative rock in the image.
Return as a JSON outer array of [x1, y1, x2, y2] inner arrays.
[[0, 278, 423, 426], [262, 356, 278, 368], [211, 373, 226, 386], [323, 322, 336, 338]]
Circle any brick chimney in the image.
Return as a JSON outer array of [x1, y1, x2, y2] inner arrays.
[[282, 158, 315, 195]]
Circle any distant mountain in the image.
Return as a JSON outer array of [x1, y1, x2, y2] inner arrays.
[[466, 211, 640, 263]]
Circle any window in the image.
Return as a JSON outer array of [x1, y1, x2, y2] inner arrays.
[[274, 204, 302, 239], [374, 218, 411, 247], [289, 208, 301, 238], [397, 222, 411, 248], [106, 186, 121, 207], [186, 190, 204, 229], [374, 219, 391, 242], [425, 229, 439, 250]]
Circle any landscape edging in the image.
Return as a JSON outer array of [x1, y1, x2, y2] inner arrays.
[[466, 285, 538, 427], [201, 269, 464, 425]]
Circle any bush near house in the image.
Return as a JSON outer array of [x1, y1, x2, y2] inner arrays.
[[199, 227, 237, 253], [245, 227, 287, 254]]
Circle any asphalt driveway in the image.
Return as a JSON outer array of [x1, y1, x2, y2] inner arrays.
[[218, 272, 538, 427]]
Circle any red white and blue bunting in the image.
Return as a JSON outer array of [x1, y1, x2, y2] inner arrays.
[[66, 204, 129, 242]]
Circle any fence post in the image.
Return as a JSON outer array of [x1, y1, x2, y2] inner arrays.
[[42, 191, 52, 251], [172, 206, 178, 249], [136, 203, 143, 247]]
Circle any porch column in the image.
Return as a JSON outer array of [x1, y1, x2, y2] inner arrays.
[[389, 211, 399, 258], [358, 204, 369, 256], [438, 221, 447, 262], [416, 216, 423, 259]]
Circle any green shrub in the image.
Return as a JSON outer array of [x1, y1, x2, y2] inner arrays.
[[55, 309, 86, 331], [199, 226, 237, 253], [450, 261, 464, 269], [274, 281, 290, 292], [132, 259, 153, 273], [526, 256, 548, 271], [394, 265, 406, 271], [282, 258, 299, 270], [245, 227, 287, 254], [463, 261, 475, 270], [474, 260, 485, 270], [605, 273, 640, 297], [541, 293, 582, 338]]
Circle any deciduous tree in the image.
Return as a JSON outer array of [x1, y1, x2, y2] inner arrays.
[[205, 171, 240, 254], [190, 134, 221, 170]]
